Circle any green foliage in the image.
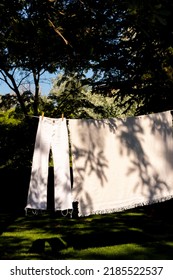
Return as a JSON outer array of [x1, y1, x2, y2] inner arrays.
[[100, 0, 173, 115], [0, 109, 22, 125], [49, 73, 137, 119], [0, 110, 37, 169], [0, 0, 173, 116]]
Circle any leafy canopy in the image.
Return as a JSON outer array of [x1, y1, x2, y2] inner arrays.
[[0, 0, 173, 116]]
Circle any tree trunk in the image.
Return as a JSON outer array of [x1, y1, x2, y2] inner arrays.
[[33, 70, 40, 116], [5, 72, 28, 116]]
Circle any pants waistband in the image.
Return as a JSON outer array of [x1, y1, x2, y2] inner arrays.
[[40, 116, 66, 125]]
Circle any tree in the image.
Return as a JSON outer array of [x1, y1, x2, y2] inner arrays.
[[93, 0, 173, 114], [0, 0, 127, 116], [0, 0, 173, 116], [48, 73, 129, 119], [0, 0, 68, 115]]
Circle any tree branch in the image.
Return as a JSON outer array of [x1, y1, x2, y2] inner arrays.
[[48, 19, 69, 45]]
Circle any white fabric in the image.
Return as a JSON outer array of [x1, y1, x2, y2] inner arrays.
[[25, 116, 72, 211], [69, 111, 173, 216]]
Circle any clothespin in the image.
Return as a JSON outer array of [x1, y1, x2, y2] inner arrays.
[[42, 112, 44, 120], [61, 113, 64, 121]]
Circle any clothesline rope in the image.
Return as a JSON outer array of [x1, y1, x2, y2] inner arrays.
[[20, 109, 173, 123]]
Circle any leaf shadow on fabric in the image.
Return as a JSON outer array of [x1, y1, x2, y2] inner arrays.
[[70, 118, 118, 215], [116, 112, 173, 203], [70, 112, 173, 216]]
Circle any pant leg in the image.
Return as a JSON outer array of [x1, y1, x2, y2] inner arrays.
[[51, 119, 73, 211], [25, 117, 52, 210]]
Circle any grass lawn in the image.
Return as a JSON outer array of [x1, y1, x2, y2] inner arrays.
[[1, 200, 173, 260]]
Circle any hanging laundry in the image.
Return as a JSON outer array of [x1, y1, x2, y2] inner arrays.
[[25, 116, 73, 212], [69, 111, 173, 216]]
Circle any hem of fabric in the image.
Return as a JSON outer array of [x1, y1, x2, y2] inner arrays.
[[24, 207, 73, 217], [77, 195, 173, 217]]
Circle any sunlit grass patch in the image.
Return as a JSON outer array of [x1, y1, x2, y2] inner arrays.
[[60, 243, 154, 260], [1, 201, 173, 260]]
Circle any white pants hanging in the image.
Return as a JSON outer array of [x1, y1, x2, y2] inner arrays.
[[25, 116, 72, 211]]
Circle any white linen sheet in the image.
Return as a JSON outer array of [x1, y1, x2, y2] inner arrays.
[[69, 111, 173, 216]]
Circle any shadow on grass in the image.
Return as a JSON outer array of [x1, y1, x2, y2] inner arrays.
[[1, 199, 173, 259]]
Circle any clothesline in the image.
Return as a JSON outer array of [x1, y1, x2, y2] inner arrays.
[[14, 110, 173, 132], [24, 112, 64, 121], [25, 114, 40, 119], [23, 109, 173, 121]]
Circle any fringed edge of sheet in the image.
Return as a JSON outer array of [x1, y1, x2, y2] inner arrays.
[[77, 195, 173, 217], [24, 207, 73, 217]]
